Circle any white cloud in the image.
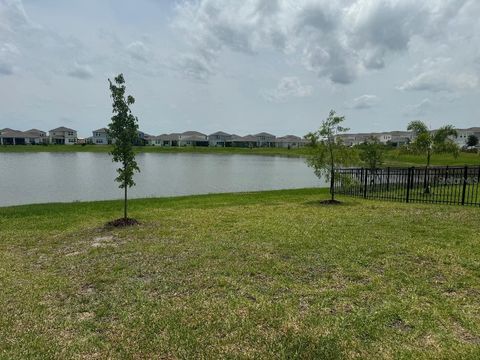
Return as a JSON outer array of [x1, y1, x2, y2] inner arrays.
[[173, 0, 476, 85], [347, 94, 379, 109], [262, 76, 313, 102], [403, 98, 433, 116], [398, 57, 479, 92], [126, 41, 151, 62], [0, 42, 19, 75], [67, 62, 93, 80]]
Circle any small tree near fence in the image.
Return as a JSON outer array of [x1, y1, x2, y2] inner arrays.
[[107, 73, 140, 226], [407, 120, 458, 193], [306, 110, 353, 203], [359, 136, 384, 170]]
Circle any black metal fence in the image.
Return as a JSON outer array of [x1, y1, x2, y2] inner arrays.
[[334, 166, 480, 206]]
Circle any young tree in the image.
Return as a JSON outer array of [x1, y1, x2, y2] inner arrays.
[[359, 136, 384, 170], [407, 120, 458, 193], [407, 121, 458, 167], [467, 134, 479, 147], [108, 74, 140, 222], [306, 110, 352, 202]]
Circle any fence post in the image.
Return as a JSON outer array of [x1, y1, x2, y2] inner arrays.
[[406, 167, 413, 203], [363, 168, 368, 198], [386, 167, 390, 192], [461, 165, 468, 205]]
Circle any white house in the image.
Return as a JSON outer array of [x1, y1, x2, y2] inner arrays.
[[454, 127, 480, 147], [49, 127, 77, 145], [276, 135, 307, 148], [254, 132, 276, 147], [92, 128, 111, 145], [208, 131, 232, 147], [0, 128, 47, 145], [178, 131, 209, 147]]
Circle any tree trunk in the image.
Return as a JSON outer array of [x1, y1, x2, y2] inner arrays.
[[424, 149, 431, 194], [124, 163, 128, 220], [329, 139, 335, 201], [330, 167, 335, 201], [124, 185, 128, 220]]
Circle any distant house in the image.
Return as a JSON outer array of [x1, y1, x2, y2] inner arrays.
[[375, 133, 392, 144], [254, 132, 276, 147], [388, 131, 413, 147], [228, 135, 258, 148], [0, 128, 47, 145], [276, 135, 306, 149], [208, 131, 232, 147], [49, 127, 78, 145], [92, 128, 111, 145], [454, 127, 480, 147], [178, 131, 209, 147], [151, 133, 180, 147]]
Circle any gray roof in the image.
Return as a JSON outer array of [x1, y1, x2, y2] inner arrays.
[[181, 134, 208, 141], [0, 129, 45, 138], [157, 133, 181, 140], [277, 135, 303, 142], [254, 132, 276, 137], [209, 131, 231, 137], [93, 127, 108, 133], [230, 135, 257, 142], [26, 129, 46, 135], [181, 131, 207, 137], [50, 126, 76, 132]]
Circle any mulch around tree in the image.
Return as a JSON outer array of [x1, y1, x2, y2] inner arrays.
[[318, 199, 342, 205], [106, 218, 140, 227]]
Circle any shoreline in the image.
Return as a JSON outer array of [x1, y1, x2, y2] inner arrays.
[[0, 187, 327, 210], [0, 144, 310, 157]]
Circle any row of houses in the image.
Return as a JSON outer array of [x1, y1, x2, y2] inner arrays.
[[0, 127, 77, 145], [336, 127, 480, 147], [3, 125, 479, 148], [88, 128, 307, 148]]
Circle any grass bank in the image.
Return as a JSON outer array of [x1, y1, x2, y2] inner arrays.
[[0, 144, 310, 157], [1, 144, 479, 166], [1, 189, 479, 358]]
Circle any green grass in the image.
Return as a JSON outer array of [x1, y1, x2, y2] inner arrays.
[[1, 188, 479, 358], [2, 144, 479, 166], [0, 144, 310, 157], [384, 150, 480, 167]]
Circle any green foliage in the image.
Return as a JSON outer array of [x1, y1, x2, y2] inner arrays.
[[467, 134, 479, 147], [108, 74, 140, 218], [359, 136, 385, 169], [407, 120, 459, 167], [306, 110, 355, 200]]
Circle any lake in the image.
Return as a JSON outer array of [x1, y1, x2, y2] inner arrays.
[[0, 152, 323, 207]]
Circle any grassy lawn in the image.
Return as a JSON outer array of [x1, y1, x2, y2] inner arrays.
[[384, 150, 480, 167], [1, 188, 479, 358]]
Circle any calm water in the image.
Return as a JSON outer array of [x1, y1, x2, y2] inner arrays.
[[0, 152, 323, 207]]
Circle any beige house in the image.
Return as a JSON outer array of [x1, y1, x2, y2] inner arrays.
[[49, 127, 77, 145], [276, 135, 307, 148], [0, 128, 47, 145], [208, 131, 232, 147], [254, 132, 276, 147]]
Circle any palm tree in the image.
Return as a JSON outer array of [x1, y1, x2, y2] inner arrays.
[[407, 120, 458, 193]]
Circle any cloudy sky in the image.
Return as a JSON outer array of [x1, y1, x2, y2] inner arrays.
[[1, 0, 479, 137]]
